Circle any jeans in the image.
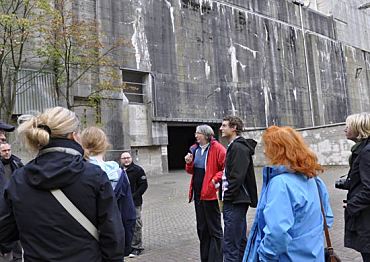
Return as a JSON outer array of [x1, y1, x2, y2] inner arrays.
[[131, 206, 143, 250], [194, 199, 223, 262], [223, 201, 249, 262]]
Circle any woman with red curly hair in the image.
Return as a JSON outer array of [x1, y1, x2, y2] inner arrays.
[[243, 126, 333, 262]]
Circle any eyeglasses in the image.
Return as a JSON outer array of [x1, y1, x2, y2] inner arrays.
[[121, 157, 131, 160]]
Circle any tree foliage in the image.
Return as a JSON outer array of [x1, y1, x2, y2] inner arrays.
[[0, 0, 47, 122], [38, 0, 125, 110], [0, 0, 126, 121]]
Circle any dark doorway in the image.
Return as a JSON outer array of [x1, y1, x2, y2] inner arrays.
[[168, 126, 196, 170], [167, 124, 221, 170]]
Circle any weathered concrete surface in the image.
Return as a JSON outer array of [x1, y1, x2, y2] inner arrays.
[[244, 123, 353, 166], [316, 0, 370, 52], [88, 0, 370, 129], [69, 0, 370, 171]]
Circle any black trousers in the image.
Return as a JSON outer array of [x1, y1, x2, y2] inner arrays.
[[194, 199, 223, 262]]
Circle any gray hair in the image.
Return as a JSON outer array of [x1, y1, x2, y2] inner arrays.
[[196, 125, 214, 142], [346, 112, 370, 140]]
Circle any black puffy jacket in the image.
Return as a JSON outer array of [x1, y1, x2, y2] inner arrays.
[[0, 138, 125, 262]]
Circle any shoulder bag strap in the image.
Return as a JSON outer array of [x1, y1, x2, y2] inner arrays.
[[50, 189, 99, 241], [315, 180, 335, 261]]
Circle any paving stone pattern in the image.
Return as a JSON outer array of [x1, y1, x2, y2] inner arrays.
[[128, 167, 362, 262]]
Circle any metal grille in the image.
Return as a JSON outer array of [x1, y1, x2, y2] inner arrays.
[[121, 68, 147, 104], [13, 69, 57, 114]]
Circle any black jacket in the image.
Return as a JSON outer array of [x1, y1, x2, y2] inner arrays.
[[0, 139, 125, 262], [345, 138, 370, 253], [1, 154, 24, 178], [0, 162, 5, 194], [124, 163, 148, 206], [223, 137, 258, 207]]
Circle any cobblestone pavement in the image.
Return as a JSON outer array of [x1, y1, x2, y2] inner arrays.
[[128, 166, 362, 262]]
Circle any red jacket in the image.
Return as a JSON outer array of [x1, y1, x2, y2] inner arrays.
[[185, 138, 226, 202]]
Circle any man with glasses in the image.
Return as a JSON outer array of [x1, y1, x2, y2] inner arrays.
[[120, 151, 148, 258]]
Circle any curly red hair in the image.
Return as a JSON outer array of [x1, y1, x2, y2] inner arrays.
[[262, 126, 323, 178]]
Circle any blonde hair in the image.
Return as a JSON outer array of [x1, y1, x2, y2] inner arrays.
[[80, 126, 110, 157], [17, 107, 80, 153], [346, 113, 370, 140]]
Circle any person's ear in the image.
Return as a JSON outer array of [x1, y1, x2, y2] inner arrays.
[[67, 132, 81, 144], [72, 131, 81, 144]]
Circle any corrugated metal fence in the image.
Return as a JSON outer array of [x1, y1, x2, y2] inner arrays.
[[14, 68, 57, 114]]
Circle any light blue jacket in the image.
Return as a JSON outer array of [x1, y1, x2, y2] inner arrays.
[[89, 157, 121, 189], [243, 166, 333, 262]]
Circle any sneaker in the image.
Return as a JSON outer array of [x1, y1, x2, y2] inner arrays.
[[128, 249, 142, 258]]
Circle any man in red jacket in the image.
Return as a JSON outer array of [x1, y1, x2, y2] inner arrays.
[[184, 124, 226, 262]]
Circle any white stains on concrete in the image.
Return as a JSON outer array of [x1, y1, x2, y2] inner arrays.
[[235, 43, 258, 59], [205, 61, 211, 79], [293, 87, 297, 101], [164, 0, 175, 33], [264, 23, 269, 42], [131, 7, 151, 70], [199, 0, 205, 15], [228, 93, 237, 116], [261, 79, 270, 127], [228, 40, 238, 83], [318, 140, 333, 153], [238, 61, 247, 71]]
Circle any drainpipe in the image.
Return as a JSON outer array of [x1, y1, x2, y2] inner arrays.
[[293, 0, 316, 126]]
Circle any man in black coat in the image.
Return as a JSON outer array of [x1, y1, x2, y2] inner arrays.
[[1, 143, 24, 182], [0, 143, 23, 262], [219, 116, 257, 262], [0, 121, 17, 262], [120, 152, 148, 258], [0, 121, 15, 193]]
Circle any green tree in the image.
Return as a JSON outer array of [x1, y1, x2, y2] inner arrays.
[[0, 0, 47, 122], [38, 0, 125, 111]]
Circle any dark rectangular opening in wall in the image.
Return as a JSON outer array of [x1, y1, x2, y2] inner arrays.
[[121, 68, 148, 104]]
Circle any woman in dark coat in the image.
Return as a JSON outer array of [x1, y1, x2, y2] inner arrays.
[[344, 112, 370, 261], [0, 107, 125, 262], [81, 126, 136, 257]]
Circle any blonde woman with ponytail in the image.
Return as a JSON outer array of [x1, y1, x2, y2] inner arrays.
[[0, 107, 125, 261], [81, 126, 136, 257]]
